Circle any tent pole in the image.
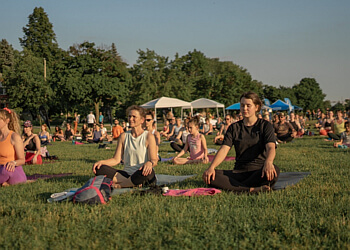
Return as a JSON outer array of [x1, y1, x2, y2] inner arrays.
[[155, 108, 157, 128], [216, 107, 219, 119]]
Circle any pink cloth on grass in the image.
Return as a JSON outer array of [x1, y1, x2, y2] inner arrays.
[[207, 155, 235, 162], [163, 188, 221, 196]]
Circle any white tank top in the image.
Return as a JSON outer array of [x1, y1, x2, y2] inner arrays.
[[123, 130, 149, 175]]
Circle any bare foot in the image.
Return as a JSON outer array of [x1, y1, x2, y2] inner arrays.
[[1, 182, 10, 187], [112, 183, 122, 189], [249, 185, 271, 193]]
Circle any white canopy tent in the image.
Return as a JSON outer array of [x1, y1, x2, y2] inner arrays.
[[183, 98, 225, 118], [140, 97, 192, 121]]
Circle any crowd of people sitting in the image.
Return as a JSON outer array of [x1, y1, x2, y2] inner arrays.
[[1, 94, 349, 191]]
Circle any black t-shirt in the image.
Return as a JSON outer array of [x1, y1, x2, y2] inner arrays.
[[24, 136, 37, 151], [82, 129, 90, 140], [290, 121, 299, 131], [222, 118, 276, 172], [65, 130, 73, 140]]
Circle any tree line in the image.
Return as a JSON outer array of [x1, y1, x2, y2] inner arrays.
[[1, 7, 344, 121]]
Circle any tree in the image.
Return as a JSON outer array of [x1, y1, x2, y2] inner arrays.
[[292, 78, 326, 111], [0, 39, 15, 75], [331, 102, 345, 112], [3, 49, 52, 112], [58, 41, 131, 119], [19, 7, 59, 62], [345, 99, 350, 111], [130, 49, 169, 105]]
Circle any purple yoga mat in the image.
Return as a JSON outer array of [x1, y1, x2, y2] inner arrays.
[[26, 173, 73, 181]]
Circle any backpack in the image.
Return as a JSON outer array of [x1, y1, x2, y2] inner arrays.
[[72, 175, 113, 204]]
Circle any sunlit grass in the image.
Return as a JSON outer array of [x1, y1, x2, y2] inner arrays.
[[0, 129, 349, 249]]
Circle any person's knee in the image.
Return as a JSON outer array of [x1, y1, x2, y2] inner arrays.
[[131, 169, 156, 186], [95, 165, 117, 179], [274, 165, 280, 177]]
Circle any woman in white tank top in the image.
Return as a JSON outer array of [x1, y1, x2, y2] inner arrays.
[[92, 106, 158, 188]]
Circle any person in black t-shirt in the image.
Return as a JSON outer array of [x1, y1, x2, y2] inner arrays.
[[202, 91, 280, 193]]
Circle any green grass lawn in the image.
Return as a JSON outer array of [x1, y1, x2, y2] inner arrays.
[[0, 131, 349, 249]]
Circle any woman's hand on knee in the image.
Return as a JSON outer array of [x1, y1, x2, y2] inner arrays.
[[262, 161, 277, 181], [202, 167, 215, 185], [5, 161, 16, 172], [140, 162, 153, 176], [92, 161, 103, 174]]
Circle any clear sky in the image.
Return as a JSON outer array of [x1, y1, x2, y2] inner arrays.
[[1, 0, 349, 102]]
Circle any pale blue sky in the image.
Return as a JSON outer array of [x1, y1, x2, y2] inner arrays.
[[1, 0, 349, 102]]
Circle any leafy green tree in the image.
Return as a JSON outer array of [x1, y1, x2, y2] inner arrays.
[[0, 39, 15, 76], [19, 7, 59, 62], [180, 51, 263, 107], [163, 53, 194, 101], [292, 78, 326, 111], [278, 86, 297, 104], [344, 99, 350, 111], [3, 49, 52, 112], [130, 49, 169, 105], [58, 42, 130, 119], [331, 102, 345, 112], [217, 61, 263, 106]]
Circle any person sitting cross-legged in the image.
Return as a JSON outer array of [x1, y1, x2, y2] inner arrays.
[[202, 91, 280, 193], [274, 112, 295, 143], [173, 116, 209, 165], [92, 106, 158, 188]]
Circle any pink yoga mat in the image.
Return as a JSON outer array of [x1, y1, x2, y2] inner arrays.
[[163, 188, 221, 196], [208, 155, 235, 162]]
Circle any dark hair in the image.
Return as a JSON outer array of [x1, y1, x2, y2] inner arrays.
[[239, 91, 262, 112], [126, 105, 146, 118], [345, 121, 349, 128], [188, 116, 200, 127], [145, 110, 154, 119]]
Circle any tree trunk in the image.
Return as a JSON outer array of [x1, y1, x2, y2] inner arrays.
[[94, 102, 99, 123]]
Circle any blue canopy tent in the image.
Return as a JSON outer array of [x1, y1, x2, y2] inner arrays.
[[269, 100, 290, 111], [226, 102, 240, 110], [226, 102, 270, 110], [293, 105, 303, 111]]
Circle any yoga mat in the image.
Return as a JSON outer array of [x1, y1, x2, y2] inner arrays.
[[48, 172, 310, 202], [207, 155, 235, 162], [273, 172, 310, 190], [112, 174, 197, 195], [27, 173, 73, 181], [161, 157, 174, 162]]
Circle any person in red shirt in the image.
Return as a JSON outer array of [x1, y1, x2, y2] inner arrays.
[[112, 119, 124, 141]]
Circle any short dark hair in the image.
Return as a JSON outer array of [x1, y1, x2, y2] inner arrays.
[[145, 110, 154, 119]]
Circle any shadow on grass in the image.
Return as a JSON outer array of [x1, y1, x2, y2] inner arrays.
[[37, 192, 55, 202], [42, 175, 91, 184], [36, 175, 92, 202]]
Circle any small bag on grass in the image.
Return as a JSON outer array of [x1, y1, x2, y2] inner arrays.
[[73, 175, 113, 205]]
